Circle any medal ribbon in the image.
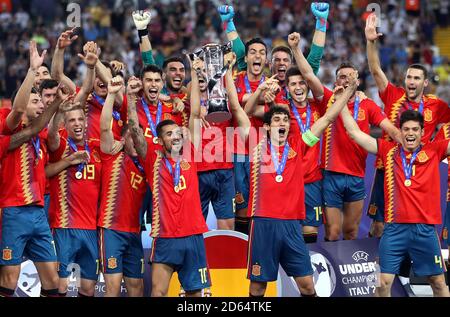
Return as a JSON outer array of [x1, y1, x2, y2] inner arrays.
[[92, 93, 121, 121], [31, 137, 40, 162], [142, 98, 162, 138], [164, 157, 181, 188], [290, 100, 311, 133], [68, 137, 90, 176], [244, 74, 265, 94], [400, 146, 421, 182], [269, 141, 290, 179]]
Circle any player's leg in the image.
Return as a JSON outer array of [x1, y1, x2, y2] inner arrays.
[[323, 172, 344, 241], [99, 228, 126, 297], [178, 234, 211, 297], [302, 180, 323, 243], [151, 263, 174, 297], [367, 169, 385, 238], [234, 154, 250, 234], [27, 206, 59, 296], [122, 231, 145, 297], [427, 274, 449, 297], [410, 224, 449, 297], [0, 265, 20, 296], [52, 229, 75, 296], [374, 273, 396, 297], [150, 237, 179, 297], [77, 229, 99, 297], [342, 174, 366, 240], [0, 206, 31, 295], [280, 220, 316, 296], [213, 169, 236, 230], [376, 223, 409, 297], [247, 218, 281, 297], [442, 201, 450, 291]]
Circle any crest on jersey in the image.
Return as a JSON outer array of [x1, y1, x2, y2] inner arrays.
[[108, 257, 117, 269], [357, 109, 366, 121], [2, 248, 12, 261], [163, 113, 172, 120], [92, 150, 101, 163], [424, 109, 432, 122], [417, 151, 429, 163], [252, 264, 261, 277], [180, 160, 190, 171], [368, 204, 377, 216], [288, 148, 297, 159]]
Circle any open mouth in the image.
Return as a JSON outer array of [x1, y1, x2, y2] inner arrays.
[[172, 78, 182, 86], [294, 89, 305, 99], [199, 77, 206, 84], [98, 82, 106, 89], [277, 66, 286, 76], [405, 136, 416, 146], [253, 61, 262, 72], [279, 128, 286, 137], [148, 88, 158, 99], [407, 86, 416, 95], [73, 128, 83, 137]]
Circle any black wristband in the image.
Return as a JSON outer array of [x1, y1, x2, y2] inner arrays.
[[138, 29, 149, 43]]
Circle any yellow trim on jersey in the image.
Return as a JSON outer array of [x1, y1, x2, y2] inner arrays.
[[150, 152, 163, 237], [103, 153, 124, 228], [384, 146, 397, 223], [19, 143, 34, 205], [323, 95, 335, 169], [250, 140, 263, 217], [58, 144, 71, 228]]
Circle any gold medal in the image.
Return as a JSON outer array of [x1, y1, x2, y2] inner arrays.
[[35, 158, 39, 166], [174, 185, 180, 193], [75, 171, 83, 180], [275, 175, 283, 183], [118, 119, 123, 127], [153, 137, 159, 144], [404, 179, 411, 187]]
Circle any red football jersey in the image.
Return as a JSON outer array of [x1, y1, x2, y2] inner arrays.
[[141, 143, 208, 238], [322, 88, 387, 177], [197, 119, 233, 172], [135, 97, 184, 150], [248, 135, 307, 220], [98, 151, 146, 233], [0, 108, 11, 134], [276, 87, 333, 184], [233, 71, 266, 155], [0, 135, 10, 160], [433, 124, 450, 202], [377, 139, 449, 224], [85, 93, 127, 142], [376, 82, 450, 168], [48, 137, 102, 230], [0, 127, 48, 208]]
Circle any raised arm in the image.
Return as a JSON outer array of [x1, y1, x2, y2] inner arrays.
[[7, 41, 46, 131], [132, 10, 155, 66], [244, 75, 278, 118], [10, 88, 63, 150], [188, 57, 202, 150], [379, 118, 402, 144], [288, 32, 324, 100], [51, 28, 78, 93], [100, 76, 123, 154], [341, 104, 378, 154], [74, 41, 98, 106], [225, 53, 250, 140], [126, 76, 147, 159], [218, 5, 246, 71], [307, 2, 329, 75], [310, 73, 358, 139], [365, 13, 388, 93]]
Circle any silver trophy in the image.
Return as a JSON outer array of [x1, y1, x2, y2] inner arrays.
[[191, 42, 233, 123]]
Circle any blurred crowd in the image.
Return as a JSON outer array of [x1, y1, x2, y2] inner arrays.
[[0, 0, 449, 104]]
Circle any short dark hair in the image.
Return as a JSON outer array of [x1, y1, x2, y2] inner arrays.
[[245, 38, 267, 56], [10, 87, 38, 104], [40, 63, 50, 71], [263, 106, 290, 125], [400, 110, 424, 129], [39, 79, 59, 95], [140, 64, 163, 80], [285, 66, 303, 85], [407, 64, 428, 79], [271, 46, 293, 61], [163, 56, 185, 70], [156, 119, 177, 137], [335, 61, 357, 76]]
